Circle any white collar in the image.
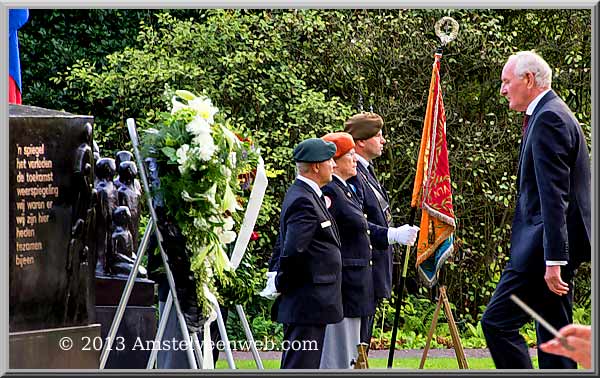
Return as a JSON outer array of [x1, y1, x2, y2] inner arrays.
[[333, 174, 348, 186], [526, 89, 551, 116], [297, 175, 322, 197], [356, 154, 370, 169]]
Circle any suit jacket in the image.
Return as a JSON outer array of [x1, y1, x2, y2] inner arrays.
[[510, 90, 591, 273], [347, 163, 393, 299], [322, 176, 375, 318], [269, 179, 343, 325]]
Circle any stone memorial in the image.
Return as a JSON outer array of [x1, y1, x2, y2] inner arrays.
[[9, 104, 101, 368], [9, 104, 157, 369]]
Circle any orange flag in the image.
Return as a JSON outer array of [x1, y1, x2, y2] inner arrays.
[[411, 51, 456, 288]]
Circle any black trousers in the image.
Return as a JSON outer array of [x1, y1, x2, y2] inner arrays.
[[481, 264, 576, 369], [280, 324, 326, 369], [360, 298, 382, 346], [360, 315, 374, 345]]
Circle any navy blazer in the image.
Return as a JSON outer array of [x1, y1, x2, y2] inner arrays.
[[510, 90, 591, 273], [322, 176, 375, 318], [347, 163, 393, 299], [269, 179, 343, 325]]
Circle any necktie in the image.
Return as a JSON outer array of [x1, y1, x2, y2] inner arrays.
[[367, 164, 377, 180], [522, 114, 530, 135], [367, 164, 383, 192]]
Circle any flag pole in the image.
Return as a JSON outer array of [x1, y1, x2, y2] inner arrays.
[[386, 16, 458, 369], [386, 207, 416, 368]]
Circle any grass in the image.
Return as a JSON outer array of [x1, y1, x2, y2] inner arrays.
[[216, 357, 540, 370]]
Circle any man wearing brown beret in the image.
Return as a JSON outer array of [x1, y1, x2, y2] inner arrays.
[[345, 112, 420, 348]]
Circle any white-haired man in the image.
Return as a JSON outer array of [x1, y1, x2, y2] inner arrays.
[[481, 51, 591, 369]]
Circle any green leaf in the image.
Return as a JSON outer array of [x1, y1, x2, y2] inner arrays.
[[162, 146, 177, 160]]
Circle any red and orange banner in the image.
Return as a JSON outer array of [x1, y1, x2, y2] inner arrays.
[[411, 51, 456, 287]]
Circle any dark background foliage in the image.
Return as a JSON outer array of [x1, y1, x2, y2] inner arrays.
[[18, 8, 591, 331]]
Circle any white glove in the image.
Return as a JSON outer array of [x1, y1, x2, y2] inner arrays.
[[387, 224, 420, 246], [259, 271, 280, 300]]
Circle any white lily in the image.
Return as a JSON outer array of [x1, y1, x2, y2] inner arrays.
[[175, 89, 197, 101], [219, 230, 237, 245], [171, 96, 188, 114], [220, 124, 241, 150], [204, 183, 218, 207], [189, 96, 218, 123], [223, 216, 235, 231], [221, 183, 242, 213]]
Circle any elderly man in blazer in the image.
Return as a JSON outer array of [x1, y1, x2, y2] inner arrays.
[[344, 113, 420, 347], [268, 138, 344, 369], [481, 51, 591, 369]]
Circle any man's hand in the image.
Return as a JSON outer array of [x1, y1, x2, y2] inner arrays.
[[544, 265, 569, 296], [259, 271, 280, 300], [540, 324, 591, 369], [387, 225, 420, 246]]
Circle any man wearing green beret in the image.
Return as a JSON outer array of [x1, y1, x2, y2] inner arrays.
[[345, 112, 420, 349], [267, 138, 344, 369]]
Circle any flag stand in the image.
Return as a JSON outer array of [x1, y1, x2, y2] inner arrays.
[[387, 16, 460, 369], [418, 286, 468, 369]]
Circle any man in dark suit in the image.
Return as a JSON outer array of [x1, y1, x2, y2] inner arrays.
[[268, 138, 344, 369], [344, 113, 420, 347], [481, 51, 591, 369]]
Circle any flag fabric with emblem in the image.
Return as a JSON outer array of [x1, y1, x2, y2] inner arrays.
[[411, 51, 456, 288]]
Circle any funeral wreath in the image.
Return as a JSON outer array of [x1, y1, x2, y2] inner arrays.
[[141, 90, 260, 325]]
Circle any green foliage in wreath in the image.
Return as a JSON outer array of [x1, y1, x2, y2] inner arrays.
[[140, 89, 260, 317]]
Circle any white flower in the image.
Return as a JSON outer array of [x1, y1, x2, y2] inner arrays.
[[191, 133, 217, 161], [204, 184, 217, 206], [220, 124, 241, 150], [223, 216, 235, 231], [229, 152, 237, 167], [219, 230, 237, 244], [186, 117, 211, 136], [176, 144, 190, 166], [221, 166, 232, 180], [181, 190, 194, 202], [193, 217, 207, 229], [192, 132, 214, 147], [171, 96, 188, 114], [189, 96, 218, 123], [221, 183, 242, 213], [175, 89, 197, 101]]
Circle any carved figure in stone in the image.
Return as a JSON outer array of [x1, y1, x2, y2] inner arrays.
[[107, 206, 147, 277], [114, 150, 141, 193], [94, 158, 118, 276], [64, 122, 95, 324], [117, 161, 141, 253], [93, 140, 100, 163]]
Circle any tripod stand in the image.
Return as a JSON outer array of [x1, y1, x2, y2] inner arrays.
[[98, 118, 265, 370]]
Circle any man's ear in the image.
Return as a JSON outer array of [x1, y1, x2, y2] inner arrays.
[[525, 72, 535, 89], [355, 140, 366, 149], [310, 162, 320, 174]]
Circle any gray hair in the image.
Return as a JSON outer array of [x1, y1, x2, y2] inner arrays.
[[296, 162, 312, 175], [508, 51, 552, 89]]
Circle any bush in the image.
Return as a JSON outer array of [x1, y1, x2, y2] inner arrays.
[[22, 8, 592, 326]]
